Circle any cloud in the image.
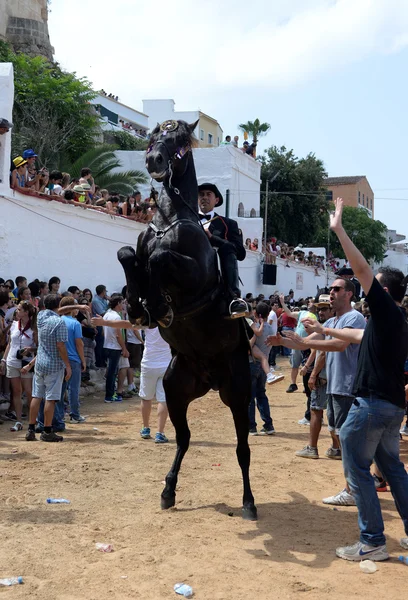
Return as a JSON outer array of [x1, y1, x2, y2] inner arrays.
[[48, 0, 408, 107]]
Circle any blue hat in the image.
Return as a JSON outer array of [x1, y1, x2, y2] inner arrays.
[[22, 149, 37, 159]]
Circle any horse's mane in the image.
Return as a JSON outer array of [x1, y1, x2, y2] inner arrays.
[[149, 120, 199, 150]]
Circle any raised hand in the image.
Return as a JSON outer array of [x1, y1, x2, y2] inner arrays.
[[329, 197, 344, 232]]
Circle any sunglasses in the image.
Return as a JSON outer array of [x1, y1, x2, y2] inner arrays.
[[329, 286, 345, 292]]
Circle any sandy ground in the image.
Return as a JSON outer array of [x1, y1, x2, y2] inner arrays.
[[0, 358, 407, 600]]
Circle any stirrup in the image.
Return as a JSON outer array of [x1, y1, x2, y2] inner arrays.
[[229, 298, 250, 319], [134, 305, 151, 328]]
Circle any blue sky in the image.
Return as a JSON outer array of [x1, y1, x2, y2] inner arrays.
[[49, 0, 408, 236]]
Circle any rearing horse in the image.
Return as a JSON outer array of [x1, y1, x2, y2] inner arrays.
[[118, 119, 257, 520]]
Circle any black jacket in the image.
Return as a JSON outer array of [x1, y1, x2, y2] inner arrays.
[[208, 213, 246, 261]]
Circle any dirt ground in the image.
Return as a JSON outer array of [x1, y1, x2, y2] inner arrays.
[[0, 358, 407, 600]]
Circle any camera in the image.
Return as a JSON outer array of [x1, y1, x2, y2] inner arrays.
[[16, 349, 24, 360]]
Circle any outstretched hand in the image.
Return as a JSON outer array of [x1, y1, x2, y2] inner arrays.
[[265, 333, 283, 347], [283, 330, 305, 345], [329, 197, 344, 232], [302, 317, 324, 335]]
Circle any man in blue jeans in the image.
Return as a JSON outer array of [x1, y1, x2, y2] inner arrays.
[[310, 198, 408, 561]]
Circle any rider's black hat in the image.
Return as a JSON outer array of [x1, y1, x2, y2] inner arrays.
[[198, 183, 223, 207]]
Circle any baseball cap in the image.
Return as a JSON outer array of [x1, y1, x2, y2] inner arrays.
[[22, 149, 38, 159], [0, 118, 13, 129]]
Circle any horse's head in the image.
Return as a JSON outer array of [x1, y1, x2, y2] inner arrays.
[[146, 119, 199, 183]]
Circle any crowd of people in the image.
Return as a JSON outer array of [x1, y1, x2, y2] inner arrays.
[[0, 276, 172, 443], [221, 135, 257, 157], [7, 140, 157, 222]]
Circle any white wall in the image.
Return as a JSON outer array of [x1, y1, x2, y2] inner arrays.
[[0, 62, 13, 188], [0, 191, 144, 292], [92, 95, 149, 129], [142, 99, 199, 136]]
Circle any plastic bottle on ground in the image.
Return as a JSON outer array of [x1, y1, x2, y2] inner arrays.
[[359, 560, 377, 574], [46, 498, 70, 504], [174, 583, 193, 597], [0, 577, 24, 586], [398, 555, 408, 565]]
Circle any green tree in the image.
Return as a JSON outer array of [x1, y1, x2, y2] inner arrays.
[[238, 118, 271, 145], [325, 206, 387, 263], [103, 129, 149, 151], [61, 145, 147, 195], [0, 41, 100, 165], [260, 145, 329, 246]]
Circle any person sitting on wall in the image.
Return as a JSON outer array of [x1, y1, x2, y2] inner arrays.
[[198, 183, 248, 318]]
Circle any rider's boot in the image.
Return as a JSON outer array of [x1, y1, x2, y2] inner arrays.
[[221, 252, 249, 319]]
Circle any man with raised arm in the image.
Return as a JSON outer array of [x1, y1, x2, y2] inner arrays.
[[304, 197, 408, 561]]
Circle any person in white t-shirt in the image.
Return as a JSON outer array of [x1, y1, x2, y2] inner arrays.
[[102, 295, 129, 403], [92, 315, 171, 443]]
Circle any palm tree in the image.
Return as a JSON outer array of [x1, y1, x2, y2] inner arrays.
[[238, 119, 271, 145], [61, 144, 147, 195]]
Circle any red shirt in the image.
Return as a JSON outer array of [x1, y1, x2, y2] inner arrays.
[[281, 313, 297, 328]]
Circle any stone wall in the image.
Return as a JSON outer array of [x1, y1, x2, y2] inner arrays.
[[0, 0, 53, 61]]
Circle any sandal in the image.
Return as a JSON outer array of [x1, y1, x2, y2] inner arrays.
[[10, 422, 23, 432]]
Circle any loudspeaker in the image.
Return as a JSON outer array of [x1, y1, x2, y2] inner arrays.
[[262, 264, 277, 285]]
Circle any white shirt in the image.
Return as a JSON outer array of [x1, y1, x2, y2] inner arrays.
[[199, 209, 215, 232], [141, 328, 171, 369], [127, 327, 143, 345], [267, 310, 278, 336], [103, 310, 122, 350], [6, 320, 36, 368]]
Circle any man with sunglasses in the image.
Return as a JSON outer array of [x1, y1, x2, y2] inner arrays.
[[302, 198, 408, 562]]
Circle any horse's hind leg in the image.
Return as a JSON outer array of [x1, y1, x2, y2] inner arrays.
[[161, 355, 208, 510], [219, 360, 257, 521]]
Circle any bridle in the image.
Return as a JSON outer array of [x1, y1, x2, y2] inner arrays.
[[146, 120, 204, 237]]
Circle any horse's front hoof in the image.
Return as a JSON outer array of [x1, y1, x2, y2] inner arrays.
[[242, 504, 258, 521], [161, 495, 176, 510]]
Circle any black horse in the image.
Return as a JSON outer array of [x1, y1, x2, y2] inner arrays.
[[118, 119, 257, 520]]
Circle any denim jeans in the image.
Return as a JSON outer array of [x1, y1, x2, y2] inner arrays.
[[95, 327, 106, 368], [340, 396, 408, 546], [248, 361, 273, 430], [105, 348, 121, 400], [61, 360, 82, 419]]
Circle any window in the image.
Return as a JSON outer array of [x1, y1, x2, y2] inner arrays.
[[238, 202, 244, 217], [250, 208, 256, 217], [217, 137, 220, 146], [362, 193, 365, 206], [200, 129, 204, 141], [370, 198, 373, 210], [358, 191, 360, 204], [208, 133, 213, 145]]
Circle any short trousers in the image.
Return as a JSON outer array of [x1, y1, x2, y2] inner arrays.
[[6, 364, 33, 379], [139, 366, 167, 403], [310, 382, 327, 411], [118, 356, 130, 369], [126, 342, 142, 369], [32, 369, 65, 401], [326, 393, 355, 434], [290, 348, 303, 369]]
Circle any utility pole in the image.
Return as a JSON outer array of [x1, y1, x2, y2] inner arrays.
[[264, 170, 281, 245]]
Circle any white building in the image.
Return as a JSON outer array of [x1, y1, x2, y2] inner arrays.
[[91, 93, 149, 137]]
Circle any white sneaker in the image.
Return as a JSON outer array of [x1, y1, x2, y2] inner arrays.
[[266, 373, 284, 385], [401, 538, 408, 549], [336, 540, 389, 561], [323, 488, 356, 506], [400, 425, 408, 436], [69, 415, 87, 423], [298, 417, 310, 426]]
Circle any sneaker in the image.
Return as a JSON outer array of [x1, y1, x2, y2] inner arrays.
[[121, 390, 133, 399], [298, 417, 310, 426], [296, 445, 319, 459], [286, 384, 298, 393], [155, 432, 169, 444], [3, 410, 17, 421], [40, 431, 63, 442], [325, 446, 342, 460], [373, 474, 387, 492], [336, 541, 389, 562], [104, 397, 114, 403], [35, 425, 44, 433], [323, 489, 356, 506], [400, 538, 408, 550], [140, 426, 151, 439], [112, 393, 123, 402], [69, 415, 86, 424], [260, 426, 275, 435], [249, 428, 258, 436], [266, 373, 285, 385], [400, 424, 408, 436], [10, 421, 23, 432], [25, 430, 36, 441]]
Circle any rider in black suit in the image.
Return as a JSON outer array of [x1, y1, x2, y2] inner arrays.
[[198, 183, 248, 317]]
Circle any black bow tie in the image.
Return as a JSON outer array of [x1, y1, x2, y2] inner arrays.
[[200, 214, 211, 221]]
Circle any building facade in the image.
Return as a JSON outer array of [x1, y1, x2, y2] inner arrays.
[[142, 99, 223, 149], [0, 0, 53, 61], [323, 176, 374, 218], [91, 94, 149, 138]]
